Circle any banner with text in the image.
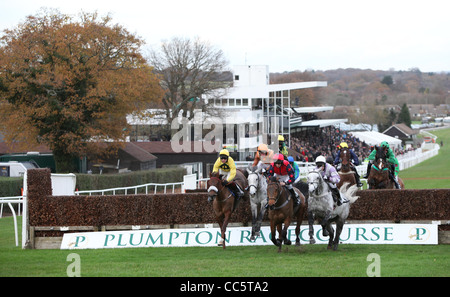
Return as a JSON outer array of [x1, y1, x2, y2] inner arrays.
[[60, 223, 438, 249]]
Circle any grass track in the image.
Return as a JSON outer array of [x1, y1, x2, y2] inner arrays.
[[0, 216, 448, 277], [1, 128, 449, 277]]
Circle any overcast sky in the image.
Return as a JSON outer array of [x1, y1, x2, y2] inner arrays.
[[1, 0, 449, 73]]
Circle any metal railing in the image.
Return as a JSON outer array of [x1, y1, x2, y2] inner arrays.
[[75, 182, 184, 196], [0, 196, 23, 246]]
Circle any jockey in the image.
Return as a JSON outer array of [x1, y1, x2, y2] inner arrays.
[[364, 141, 400, 189], [278, 135, 289, 159], [267, 153, 301, 207], [211, 149, 244, 201], [287, 156, 301, 184], [333, 142, 363, 187], [315, 155, 345, 206], [252, 143, 275, 172]]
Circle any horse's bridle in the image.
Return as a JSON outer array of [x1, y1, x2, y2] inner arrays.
[[307, 171, 325, 196], [207, 176, 233, 202], [247, 172, 259, 193], [267, 180, 289, 210]]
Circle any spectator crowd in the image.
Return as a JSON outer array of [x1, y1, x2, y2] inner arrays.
[[288, 127, 417, 164]]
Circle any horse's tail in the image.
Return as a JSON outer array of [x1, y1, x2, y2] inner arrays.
[[340, 182, 359, 204]]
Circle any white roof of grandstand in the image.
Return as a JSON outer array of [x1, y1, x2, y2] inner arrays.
[[292, 118, 347, 128], [225, 81, 327, 98], [349, 131, 402, 149], [287, 106, 334, 113]]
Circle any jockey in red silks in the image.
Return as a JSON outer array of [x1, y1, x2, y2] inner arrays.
[[266, 153, 300, 207]]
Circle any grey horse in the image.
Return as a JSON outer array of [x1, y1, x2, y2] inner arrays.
[[246, 166, 268, 241], [306, 170, 359, 250]]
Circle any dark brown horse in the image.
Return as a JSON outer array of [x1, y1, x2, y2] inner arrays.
[[337, 147, 357, 188], [368, 147, 405, 189], [267, 176, 307, 253], [207, 170, 248, 249]]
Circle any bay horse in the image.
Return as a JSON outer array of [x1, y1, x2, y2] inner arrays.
[[207, 170, 248, 249], [368, 146, 405, 189], [267, 176, 307, 253], [306, 170, 359, 251], [246, 166, 267, 241], [337, 147, 357, 188]]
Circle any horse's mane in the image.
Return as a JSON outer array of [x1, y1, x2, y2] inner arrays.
[[294, 181, 309, 198], [210, 171, 221, 178], [268, 176, 278, 183]]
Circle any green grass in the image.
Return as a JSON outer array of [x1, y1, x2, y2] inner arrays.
[[1, 127, 449, 277], [0, 216, 449, 277], [401, 128, 450, 189]]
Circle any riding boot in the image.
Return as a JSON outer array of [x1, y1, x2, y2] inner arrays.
[[332, 187, 342, 206], [388, 171, 400, 189], [228, 182, 244, 198], [393, 175, 401, 189], [363, 162, 372, 178], [289, 188, 300, 206]]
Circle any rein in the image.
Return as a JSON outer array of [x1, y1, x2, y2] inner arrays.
[[207, 176, 233, 202], [267, 182, 290, 210]]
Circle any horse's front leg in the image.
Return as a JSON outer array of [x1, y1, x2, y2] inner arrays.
[[333, 219, 344, 251], [321, 210, 332, 237], [220, 210, 231, 249], [326, 223, 335, 250], [276, 223, 283, 252], [307, 211, 316, 244], [270, 220, 279, 247], [282, 217, 292, 246], [256, 200, 267, 236], [250, 202, 258, 241]]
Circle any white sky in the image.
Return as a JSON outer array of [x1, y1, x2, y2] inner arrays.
[[1, 0, 449, 73]]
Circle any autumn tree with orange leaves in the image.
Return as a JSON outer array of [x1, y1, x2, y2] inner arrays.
[[0, 9, 163, 172]]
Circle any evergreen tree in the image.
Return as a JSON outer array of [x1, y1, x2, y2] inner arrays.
[[397, 103, 412, 127]]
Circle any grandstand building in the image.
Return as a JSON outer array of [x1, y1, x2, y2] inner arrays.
[[128, 65, 330, 160]]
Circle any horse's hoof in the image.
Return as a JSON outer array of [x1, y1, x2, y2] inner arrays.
[[309, 239, 316, 244], [284, 239, 292, 245], [276, 239, 282, 247], [327, 245, 333, 250], [295, 241, 301, 247], [250, 235, 256, 241], [322, 229, 329, 237]]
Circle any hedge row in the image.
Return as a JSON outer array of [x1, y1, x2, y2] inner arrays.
[[0, 177, 23, 197], [28, 169, 450, 229]]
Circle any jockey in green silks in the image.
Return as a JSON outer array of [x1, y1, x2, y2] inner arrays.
[[365, 141, 400, 189]]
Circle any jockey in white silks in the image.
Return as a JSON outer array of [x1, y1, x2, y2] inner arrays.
[[314, 155, 346, 206]]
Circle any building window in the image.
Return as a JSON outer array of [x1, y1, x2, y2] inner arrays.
[[235, 75, 239, 80]]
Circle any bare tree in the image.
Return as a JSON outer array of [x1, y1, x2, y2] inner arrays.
[[148, 37, 231, 132]]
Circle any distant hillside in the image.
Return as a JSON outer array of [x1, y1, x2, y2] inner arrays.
[[270, 68, 450, 126]]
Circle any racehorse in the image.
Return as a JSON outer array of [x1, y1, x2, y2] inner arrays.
[[367, 146, 405, 189], [306, 170, 359, 251], [337, 147, 357, 188], [207, 170, 248, 249], [246, 166, 268, 241], [267, 176, 307, 253]]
